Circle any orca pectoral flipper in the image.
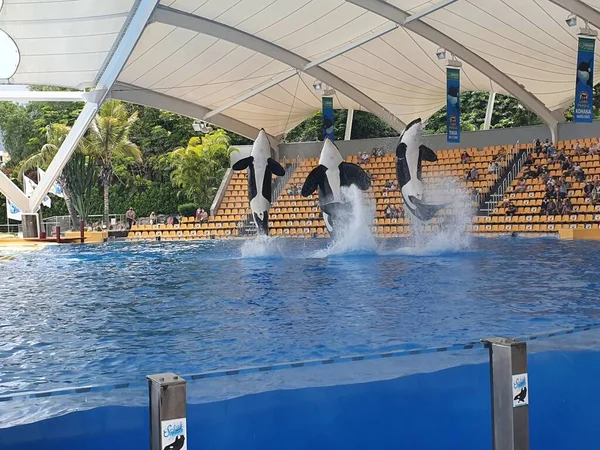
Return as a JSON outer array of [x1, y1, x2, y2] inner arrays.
[[419, 145, 437, 162], [267, 157, 286, 176], [232, 156, 254, 171], [408, 196, 450, 221], [301, 165, 327, 197], [339, 162, 371, 190]]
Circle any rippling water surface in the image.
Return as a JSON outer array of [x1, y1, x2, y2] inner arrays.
[[1, 236, 600, 395]]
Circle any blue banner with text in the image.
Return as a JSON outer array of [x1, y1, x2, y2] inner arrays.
[[575, 37, 595, 123], [322, 96, 334, 141], [447, 68, 460, 142]]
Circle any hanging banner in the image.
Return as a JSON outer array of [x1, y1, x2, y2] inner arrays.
[[575, 37, 595, 123], [23, 174, 51, 208], [6, 198, 21, 221], [322, 96, 334, 141], [38, 167, 64, 198], [446, 67, 461, 143]]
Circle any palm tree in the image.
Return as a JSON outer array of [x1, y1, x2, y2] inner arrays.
[[87, 100, 141, 225], [19, 124, 80, 227], [169, 130, 237, 209]]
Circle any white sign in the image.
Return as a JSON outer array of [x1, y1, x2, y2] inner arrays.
[[38, 167, 64, 198], [512, 373, 528, 407], [161, 418, 187, 450], [23, 174, 51, 208], [6, 198, 21, 221]]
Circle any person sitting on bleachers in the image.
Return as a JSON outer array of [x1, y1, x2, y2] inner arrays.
[[593, 181, 600, 205], [558, 177, 570, 199], [524, 166, 537, 179], [488, 161, 500, 174], [562, 198, 573, 215], [584, 180, 594, 198], [200, 209, 209, 223], [468, 166, 479, 181], [460, 151, 470, 164], [546, 199, 557, 215], [590, 142, 600, 156], [540, 198, 549, 214], [534, 138, 542, 152], [546, 143, 556, 157], [514, 178, 527, 193], [524, 153, 534, 167], [506, 202, 517, 216], [573, 162, 586, 182], [562, 157, 573, 176]]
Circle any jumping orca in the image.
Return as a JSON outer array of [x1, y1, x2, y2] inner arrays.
[[395, 118, 449, 221], [232, 129, 285, 235], [301, 138, 371, 237], [514, 386, 527, 403], [577, 60, 593, 87], [163, 435, 185, 450]]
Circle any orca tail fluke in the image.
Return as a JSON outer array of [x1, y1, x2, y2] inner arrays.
[[408, 196, 449, 222]]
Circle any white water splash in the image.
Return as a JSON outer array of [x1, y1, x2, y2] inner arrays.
[[321, 185, 378, 256], [388, 176, 473, 256], [240, 234, 288, 258]]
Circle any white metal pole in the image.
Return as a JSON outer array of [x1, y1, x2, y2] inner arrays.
[[345, 108, 355, 140], [484, 92, 496, 130]]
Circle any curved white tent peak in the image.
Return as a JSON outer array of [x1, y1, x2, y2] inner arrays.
[[0, 28, 19, 79]]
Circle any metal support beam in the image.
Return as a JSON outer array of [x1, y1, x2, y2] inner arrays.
[[484, 92, 496, 130], [548, 0, 600, 30], [346, 0, 559, 139], [203, 23, 398, 121], [111, 82, 271, 141], [28, 0, 160, 212], [345, 108, 355, 140], [403, 0, 458, 25], [0, 171, 29, 213], [0, 89, 85, 102], [483, 338, 529, 450], [153, 5, 405, 131]]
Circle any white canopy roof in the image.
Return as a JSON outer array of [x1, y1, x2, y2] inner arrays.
[[2, 0, 600, 139]]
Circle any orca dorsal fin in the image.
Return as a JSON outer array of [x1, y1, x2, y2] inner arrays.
[[396, 142, 407, 158], [339, 162, 371, 190], [301, 165, 327, 197], [419, 145, 437, 162], [232, 156, 253, 171], [267, 157, 286, 176]]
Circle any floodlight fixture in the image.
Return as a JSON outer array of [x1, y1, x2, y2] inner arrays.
[[566, 13, 577, 27], [312, 80, 323, 92], [193, 120, 213, 133], [436, 47, 446, 60]]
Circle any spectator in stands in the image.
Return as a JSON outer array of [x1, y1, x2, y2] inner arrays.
[[514, 178, 527, 193], [149, 211, 157, 225], [384, 180, 392, 192], [488, 161, 500, 174], [573, 162, 585, 182], [385, 204, 394, 219], [562, 198, 573, 215], [195, 207, 202, 222], [558, 177, 570, 199], [593, 181, 600, 205], [524, 166, 537, 179], [468, 167, 479, 181], [126, 207, 135, 229], [502, 196, 511, 208], [506, 202, 517, 216], [546, 143, 556, 157], [524, 153, 534, 167], [590, 142, 600, 156], [540, 198, 549, 214], [460, 151, 470, 164], [546, 199, 557, 215], [562, 157, 573, 175], [555, 198, 564, 214], [395, 205, 405, 219], [555, 150, 566, 163], [200, 209, 209, 222], [585, 180, 594, 198], [534, 138, 542, 152], [464, 169, 471, 181]]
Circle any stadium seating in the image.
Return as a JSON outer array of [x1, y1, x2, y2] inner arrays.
[[473, 138, 600, 234]]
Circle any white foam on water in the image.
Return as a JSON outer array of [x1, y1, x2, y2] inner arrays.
[[321, 185, 378, 257], [393, 176, 474, 256], [240, 234, 288, 258]]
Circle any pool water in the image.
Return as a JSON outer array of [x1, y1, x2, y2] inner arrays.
[[1, 236, 599, 398]]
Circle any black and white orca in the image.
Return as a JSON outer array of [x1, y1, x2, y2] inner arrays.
[[163, 435, 185, 450], [232, 129, 285, 235], [301, 138, 371, 236], [447, 86, 459, 114], [513, 386, 527, 403], [395, 118, 448, 221], [577, 60, 593, 87]]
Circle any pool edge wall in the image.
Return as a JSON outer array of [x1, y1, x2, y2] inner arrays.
[[0, 350, 597, 450]]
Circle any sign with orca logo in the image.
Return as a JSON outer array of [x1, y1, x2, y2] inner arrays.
[[446, 68, 460, 143], [322, 96, 334, 141], [161, 418, 187, 450], [512, 373, 528, 408], [574, 37, 595, 123]]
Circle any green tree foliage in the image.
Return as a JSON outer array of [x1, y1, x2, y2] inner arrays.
[[178, 203, 197, 218], [167, 130, 237, 210], [0, 102, 38, 161], [87, 100, 141, 224]]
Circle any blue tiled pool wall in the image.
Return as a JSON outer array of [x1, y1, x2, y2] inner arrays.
[[1, 349, 599, 450]]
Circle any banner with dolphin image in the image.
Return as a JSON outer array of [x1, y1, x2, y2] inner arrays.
[[6, 198, 21, 221], [446, 68, 460, 143], [574, 37, 595, 123], [322, 96, 334, 141]]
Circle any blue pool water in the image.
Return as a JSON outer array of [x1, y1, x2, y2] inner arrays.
[[1, 236, 600, 397]]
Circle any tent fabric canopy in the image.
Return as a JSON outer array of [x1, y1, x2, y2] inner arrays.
[[2, 0, 599, 138]]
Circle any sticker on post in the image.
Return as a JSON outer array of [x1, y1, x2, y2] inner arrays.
[[512, 373, 528, 407], [161, 418, 187, 450]]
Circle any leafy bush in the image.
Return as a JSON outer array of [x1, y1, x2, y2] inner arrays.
[[177, 203, 197, 218]]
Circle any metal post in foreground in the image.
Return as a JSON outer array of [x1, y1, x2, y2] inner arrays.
[[147, 373, 187, 450], [55, 226, 61, 243], [22, 213, 39, 239], [80, 220, 85, 243], [483, 338, 529, 450]]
